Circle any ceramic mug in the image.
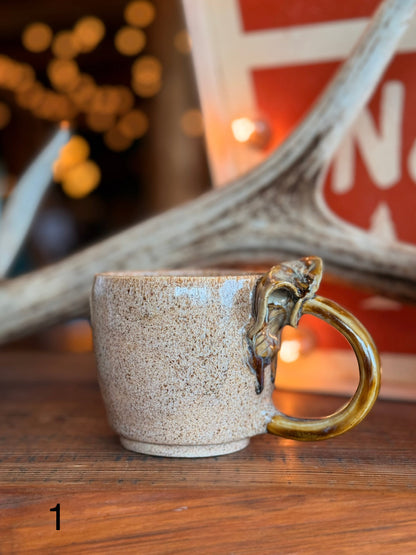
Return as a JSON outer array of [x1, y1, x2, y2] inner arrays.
[[91, 256, 381, 458]]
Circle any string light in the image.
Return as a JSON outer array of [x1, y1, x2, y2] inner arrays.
[[16, 83, 45, 111], [1, 60, 24, 90], [52, 31, 80, 60], [1, 5, 164, 160], [48, 59, 80, 92], [73, 16, 105, 53], [231, 117, 271, 148], [131, 79, 161, 97], [132, 55, 162, 84], [115, 26, 146, 56], [118, 109, 148, 139], [0, 58, 35, 92], [33, 92, 76, 122], [90, 86, 121, 114], [124, 1, 156, 28], [53, 135, 90, 181], [278, 327, 317, 364], [34, 91, 58, 121], [114, 86, 135, 114], [53, 134, 101, 199], [131, 55, 162, 97], [279, 340, 302, 363], [22, 22, 53, 53], [68, 75, 97, 111], [61, 160, 101, 199], [231, 117, 256, 143], [14, 64, 35, 92]]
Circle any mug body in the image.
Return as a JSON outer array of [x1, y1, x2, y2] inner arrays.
[[91, 271, 276, 457]]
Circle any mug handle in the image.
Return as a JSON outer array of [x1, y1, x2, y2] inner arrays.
[[267, 295, 381, 441]]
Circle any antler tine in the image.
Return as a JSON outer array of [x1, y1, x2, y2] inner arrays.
[[0, 0, 415, 344], [0, 126, 71, 278]]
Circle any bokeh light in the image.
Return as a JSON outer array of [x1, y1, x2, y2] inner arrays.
[[231, 117, 271, 148], [115, 26, 146, 56], [0, 60, 23, 90], [231, 117, 256, 143], [124, 1, 156, 28], [52, 31, 80, 59], [54, 135, 90, 181], [132, 55, 161, 84], [131, 55, 162, 97], [73, 16, 105, 53], [16, 82, 45, 111], [0, 58, 36, 92], [0, 56, 12, 87], [68, 74, 97, 110], [48, 59, 80, 92], [14, 64, 36, 92], [279, 339, 302, 363], [131, 79, 161, 97], [90, 86, 121, 114], [118, 109, 148, 139], [174, 30, 191, 54], [115, 86, 135, 114], [61, 160, 101, 198], [34, 92, 76, 122], [61, 319, 93, 352], [22, 22, 53, 53]]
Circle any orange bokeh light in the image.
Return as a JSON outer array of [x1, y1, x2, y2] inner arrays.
[[115, 26, 146, 56], [124, 0, 156, 28], [61, 160, 101, 199], [118, 109, 148, 139], [231, 117, 256, 143], [22, 22, 53, 53], [73, 16, 105, 53]]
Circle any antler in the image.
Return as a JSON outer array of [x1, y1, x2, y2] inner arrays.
[[1, 0, 415, 343], [0, 126, 71, 277]]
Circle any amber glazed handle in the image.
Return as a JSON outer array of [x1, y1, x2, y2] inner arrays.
[[267, 296, 381, 441]]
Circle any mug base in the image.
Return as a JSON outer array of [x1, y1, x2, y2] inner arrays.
[[119, 436, 250, 458]]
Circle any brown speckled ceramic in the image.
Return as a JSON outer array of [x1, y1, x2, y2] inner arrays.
[[91, 259, 381, 457], [91, 270, 275, 457]]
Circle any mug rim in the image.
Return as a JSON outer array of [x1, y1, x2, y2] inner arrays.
[[94, 269, 263, 280]]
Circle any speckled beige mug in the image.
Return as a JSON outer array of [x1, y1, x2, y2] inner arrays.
[[91, 257, 381, 457]]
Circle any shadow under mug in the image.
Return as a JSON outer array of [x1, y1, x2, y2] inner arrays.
[[90, 257, 381, 458]]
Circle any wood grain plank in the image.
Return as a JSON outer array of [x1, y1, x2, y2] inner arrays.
[[1, 487, 416, 554], [1, 350, 416, 552], [1, 351, 415, 491]]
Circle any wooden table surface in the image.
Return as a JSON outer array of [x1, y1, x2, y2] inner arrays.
[[1, 350, 415, 554]]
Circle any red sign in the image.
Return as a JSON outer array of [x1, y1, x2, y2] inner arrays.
[[239, 0, 380, 30], [238, 0, 416, 352]]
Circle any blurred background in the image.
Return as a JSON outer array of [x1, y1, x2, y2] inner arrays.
[[0, 0, 213, 350], [1, 0, 415, 401], [0, 0, 210, 272]]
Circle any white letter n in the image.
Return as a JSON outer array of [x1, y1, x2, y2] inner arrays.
[[332, 80, 404, 193]]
